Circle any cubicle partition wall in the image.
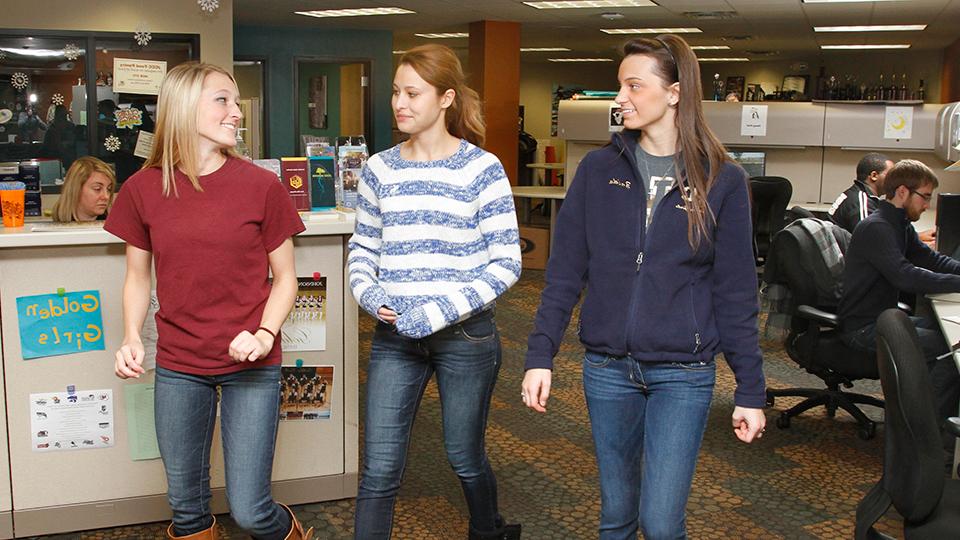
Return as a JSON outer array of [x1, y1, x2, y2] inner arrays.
[[0, 222, 358, 537]]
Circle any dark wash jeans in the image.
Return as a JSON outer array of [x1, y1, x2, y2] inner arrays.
[[155, 365, 291, 538], [354, 309, 503, 539], [843, 316, 960, 427], [582, 352, 716, 540]]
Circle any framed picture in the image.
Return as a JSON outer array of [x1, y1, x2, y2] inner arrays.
[[781, 75, 809, 97], [725, 76, 745, 101], [745, 83, 761, 101]]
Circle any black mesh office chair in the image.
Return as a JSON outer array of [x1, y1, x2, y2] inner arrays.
[[763, 219, 883, 440], [855, 309, 960, 540], [750, 176, 793, 266]]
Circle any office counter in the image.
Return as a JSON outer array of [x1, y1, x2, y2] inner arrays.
[[0, 215, 359, 537]]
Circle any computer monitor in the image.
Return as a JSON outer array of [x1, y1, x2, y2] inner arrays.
[[936, 193, 960, 259], [727, 151, 766, 178]]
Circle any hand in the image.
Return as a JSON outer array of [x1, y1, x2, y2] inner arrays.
[[919, 227, 936, 249], [228, 330, 272, 362], [732, 406, 766, 443], [378, 307, 397, 324], [115, 338, 146, 379], [521, 369, 552, 413]]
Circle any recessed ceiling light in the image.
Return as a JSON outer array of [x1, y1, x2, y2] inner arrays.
[[698, 57, 750, 62], [803, 0, 905, 3], [414, 32, 469, 39], [601, 28, 703, 34], [814, 25, 926, 32], [294, 7, 415, 18], [521, 47, 573, 52], [820, 44, 911, 49], [524, 1, 656, 9], [691, 45, 731, 50], [548, 57, 614, 62]]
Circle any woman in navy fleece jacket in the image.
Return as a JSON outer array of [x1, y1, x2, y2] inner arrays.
[[521, 35, 766, 539]]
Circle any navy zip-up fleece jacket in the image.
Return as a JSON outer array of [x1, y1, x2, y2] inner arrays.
[[839, 200, 960, 333], [525, 130, 766, 408]]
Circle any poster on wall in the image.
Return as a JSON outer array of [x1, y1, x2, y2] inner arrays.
[[280, 365, 334, 420], [113, 58, 167, 96], [280, 276, 327, 352], [884, 106, 913, 139], [16, 290, 105, 359], [308, 75, 328, 129], [740, 104, 768, 137], [30, 389, 114, 452]]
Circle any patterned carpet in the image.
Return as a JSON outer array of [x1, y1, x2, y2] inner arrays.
[[31, 270, 906, 539]]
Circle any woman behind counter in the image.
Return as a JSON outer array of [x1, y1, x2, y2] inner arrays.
[[51, 156, 115, 222], [106, 62, 312, 540]]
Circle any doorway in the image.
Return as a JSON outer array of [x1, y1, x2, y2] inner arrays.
[[294, 57, 372, 155]]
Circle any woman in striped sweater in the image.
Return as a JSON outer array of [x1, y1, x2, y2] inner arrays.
[[347, 44, 522, 540]]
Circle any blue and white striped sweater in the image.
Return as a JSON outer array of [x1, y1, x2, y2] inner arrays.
[[347, 139, 522, 338]]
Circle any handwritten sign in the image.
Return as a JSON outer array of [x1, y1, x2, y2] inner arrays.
[[740, 105, 768, 137], [16, 290, 105, 359], [113, 58, 166, 96]]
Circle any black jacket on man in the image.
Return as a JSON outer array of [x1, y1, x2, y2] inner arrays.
[[839, 200, 960, 332], [828, 179, 881, 234]]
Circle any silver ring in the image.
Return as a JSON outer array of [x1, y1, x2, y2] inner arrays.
[[520, 393, 527, 400]]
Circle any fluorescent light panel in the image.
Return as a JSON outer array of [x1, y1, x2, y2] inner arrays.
[[820, 44, 911, 49], [602, 27, 702, 34], [803, 0, 904, 3], [414, 32, 469, 39], [524, 0, 655, 8], [698, 57, 749, 62], [548, 57, 614, 62], [392, 50, 406, 55], [521, 47, 572, 52], [294, 7, 415, 18], [691, 45, 730, 50], [814, 25, 926, 32]]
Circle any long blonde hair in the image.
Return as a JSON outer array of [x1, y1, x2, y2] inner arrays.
[[398, 45, 486, 146], [143, 61, 239, 196], [51, 156, 116, 222]]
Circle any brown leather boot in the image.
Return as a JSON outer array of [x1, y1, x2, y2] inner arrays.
[[280, 503, 314, 540], [166, 516, 218, 539]]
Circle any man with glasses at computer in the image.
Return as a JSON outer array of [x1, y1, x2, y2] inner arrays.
[[839, 159, 960, 457]]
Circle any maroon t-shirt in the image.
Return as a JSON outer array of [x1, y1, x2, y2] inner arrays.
[[105, 157, 306, 375]]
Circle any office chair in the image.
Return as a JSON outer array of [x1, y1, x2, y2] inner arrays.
[[855, 309, 960, 540], [750, 176, 793, 266], [763, 218, 883, 440]]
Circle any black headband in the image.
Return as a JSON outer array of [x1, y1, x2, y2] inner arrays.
[[654, 36, 681, 84]]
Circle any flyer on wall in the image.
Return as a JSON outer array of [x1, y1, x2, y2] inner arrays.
[[280, 276, 327, 352], [30, 389, 114, 452], [279, 365, 334, 420]]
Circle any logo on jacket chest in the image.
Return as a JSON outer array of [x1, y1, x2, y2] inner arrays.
[[608, 178, 631, 190]]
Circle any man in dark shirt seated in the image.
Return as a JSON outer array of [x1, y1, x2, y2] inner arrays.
[[828, 152, 892, 234], [839, 159, 960, 434]]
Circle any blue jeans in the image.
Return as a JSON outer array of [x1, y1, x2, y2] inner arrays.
[[155, 365, 291, 538], [582, 352, 716, 540], [355, 309, 503, 539]]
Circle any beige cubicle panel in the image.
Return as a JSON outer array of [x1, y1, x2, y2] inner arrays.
[[0, 224, 357, 537], [0, 333, 12, 539], [823, 103, 940, 151], [702, 101, 826, 147]]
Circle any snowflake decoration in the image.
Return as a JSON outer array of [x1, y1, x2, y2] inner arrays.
[[51, 93, 64, 106], [11, 72, 29, 91], [134, 23, 152, 47], [198, 0, 220, 13], [104, 135, 121, 153], [63, 43, 81, 61]]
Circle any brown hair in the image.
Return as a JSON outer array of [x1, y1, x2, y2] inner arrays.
[[882, 159, 939, 199], [622, 34, 732, 249], [143, 61, 239, 197], [398, 45, 486, 147], [51, 156, 116, 222]]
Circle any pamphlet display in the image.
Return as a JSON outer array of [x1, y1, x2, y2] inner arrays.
[[337, 137, 367, 209], [309, 156, 337, 210], [280, 157, 310, 212]]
